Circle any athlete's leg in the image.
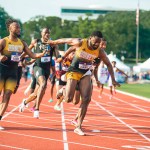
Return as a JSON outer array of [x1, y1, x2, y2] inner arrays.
[[0, 76, 17, 117], [99, 84, 104, 98], [73, 90, 81, 105], [34, 75, 46, 110], [25, 84, 39, 104], [54, 84, 64, 111], [48, 84, 55, 102], [64, 78, 78, 103], [13, 66, 22, 94], [0, 89, 12, 116], [76, 75, 92, 129], [49, 65, 56, 102]]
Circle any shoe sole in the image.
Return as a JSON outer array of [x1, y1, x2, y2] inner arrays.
[[34, 117, 39, 119], [74, 129, 85, 136]]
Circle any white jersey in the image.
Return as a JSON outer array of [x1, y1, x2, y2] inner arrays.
[[108, 67, 118, 86], [98, 67, 109, 84]]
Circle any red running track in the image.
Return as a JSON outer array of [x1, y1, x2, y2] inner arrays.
[[1, 79, 150, 150]]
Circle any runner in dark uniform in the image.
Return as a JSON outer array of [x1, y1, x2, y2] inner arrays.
[[19, 28, 59, 118]]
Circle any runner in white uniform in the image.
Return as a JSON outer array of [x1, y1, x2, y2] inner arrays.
[[98, 61, 109, 98], [108, 61, 128, 99]]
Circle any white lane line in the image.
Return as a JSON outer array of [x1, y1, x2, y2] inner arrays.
[[2, 104, 21, 120], [122, 145, 150, 149], [61, 103, 69, 150], [111, 96, 149, 113], [92, 99, 150, 143], [3, 119, 62, 131], [94, 88, 149, 112], [1, 131, 117, 150], [0, 144, 29, 150]]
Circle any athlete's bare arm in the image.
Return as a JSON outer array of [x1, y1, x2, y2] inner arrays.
[[20, 39, 37, 59], [0, 39, 8, 62], [56, 46, 76, 63], [53, 45, 60, 58], [49, 38, 82, 47], [0, 39, 4, 52], [93, 61, 101, 87], [99, 49, 120, 87], [116, 68, 128, 77], [22, 41, 46, 59]]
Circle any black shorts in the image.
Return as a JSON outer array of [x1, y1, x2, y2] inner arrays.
[[33, 66, 50, 84], [56, 78, 66, 86], [17, 66, 22, 86]]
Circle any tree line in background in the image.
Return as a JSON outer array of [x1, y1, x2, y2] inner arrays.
[[0, 6, 150, 63]]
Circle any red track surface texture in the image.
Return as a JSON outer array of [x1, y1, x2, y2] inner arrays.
[[1, 80, 150, 150]]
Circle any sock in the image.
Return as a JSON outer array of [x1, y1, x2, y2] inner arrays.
[[34, 109, 39, 111]]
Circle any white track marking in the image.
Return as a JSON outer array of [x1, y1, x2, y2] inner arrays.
[[92, 99, 150, 142], [3, 119, 65, 131], [111, 95, 149, 112], [61, 103, 69, 150], [2, 104, 21, 120], [94, 88, 149, 112], [122, 145, 150, 149], [0, 144, 29, 150], [1, 131, 117, 150]]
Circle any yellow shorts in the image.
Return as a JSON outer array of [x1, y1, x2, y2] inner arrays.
[[66, 72, 84, 81], [0, 79, 17, 93]]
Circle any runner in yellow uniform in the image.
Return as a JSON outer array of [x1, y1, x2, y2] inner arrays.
[[0, 19, 46, 129], [49, 31, 120, 135]]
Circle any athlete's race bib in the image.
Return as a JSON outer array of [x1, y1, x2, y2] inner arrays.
[[41, 56, 50, 62], [78, 62, 92, 70], [62, 66, 68, 72], [11, 52, 21, 62]]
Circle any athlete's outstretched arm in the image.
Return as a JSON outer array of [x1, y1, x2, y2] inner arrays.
[[53, 45, 60, 58], [49, 38, 82, 46], [99, 49, 120, 87]]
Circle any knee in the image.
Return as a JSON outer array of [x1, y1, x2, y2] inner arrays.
[[73, 99, 80, 105], [64, 96, 73, 103], [30, 93, 37, 99], [73, 101, 77, 105], [40, 81, 46, 89], [81, 96, 91, 105], [3, 92, 11, 102]]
